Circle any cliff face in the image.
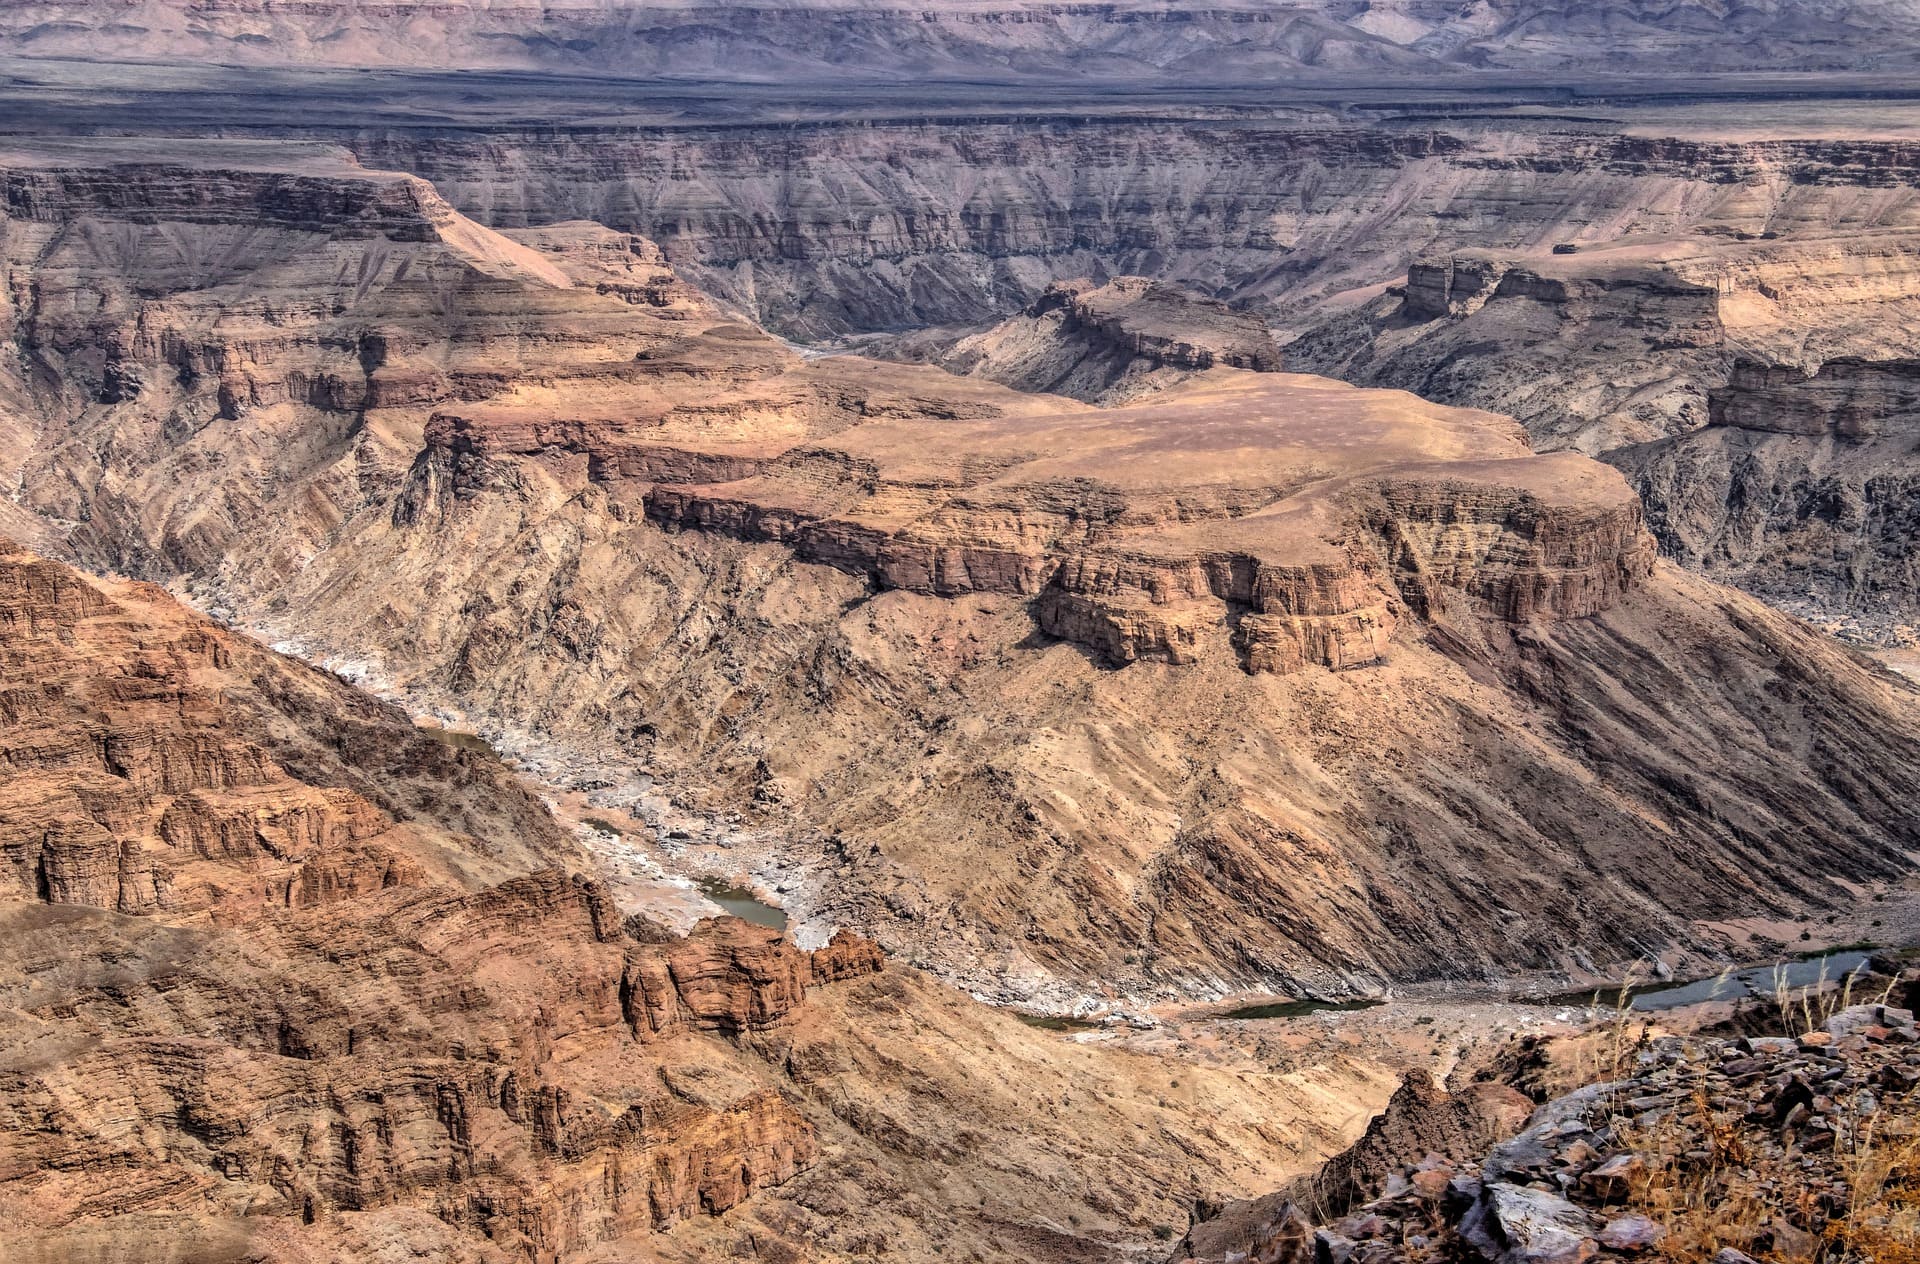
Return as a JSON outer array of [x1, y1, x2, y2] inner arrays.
[[630, 370, 1656, 674], [0, 537, 575, 909], [1285, 231, 1920, 620], [335, 125, 1920, 339], [1612, 357, 1920, 625], [0, 537, 826, 1259], [4, 541, 1375, 1264], [871, 276, 1283, 404], [1291, 233, 1920, 454], [6, 139, 1920, 1001]]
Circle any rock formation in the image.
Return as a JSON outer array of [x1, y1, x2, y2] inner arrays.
[[0, 540, 1391, 1263], [0, 536, 825, 1258], [3, 138, 1919, 1005], [1183, 1012, 1920, 1264], [0, 536, 575, 909], [871, 277, 1283, 403], [325, 122, 1920, 339], [1182, 1070, 1534, 1260], [1291, 234, 1920, 454], [1285, 232, 1920, 623], [1609, 357, 1920, 630], [628, 367, 1654, 673]]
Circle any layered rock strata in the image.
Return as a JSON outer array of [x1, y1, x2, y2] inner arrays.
[[6, 139, 1920, 999], [1288, 231, 1920, 619], [3, 542, 1371, 1263], [337, 124, 1920, 338], [1289, 233, 1920, 452], [873, 276, 1284, 403], [0, 538, 839, 1259], [0, 537, 574, 910], [630, 371, 1656, 673]]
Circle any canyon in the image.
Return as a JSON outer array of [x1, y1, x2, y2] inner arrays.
[[1, 537, 1415, 1261], [1, 137, 1916, 1007], [14, 58, 1918, 630], [2, 18, 1920, 1262]]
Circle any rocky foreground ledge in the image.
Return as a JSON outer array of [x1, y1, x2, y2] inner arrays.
[[1184, 985, 1920, 1264]]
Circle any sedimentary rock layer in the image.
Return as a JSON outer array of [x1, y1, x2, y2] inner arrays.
[[627, 371, 1656, 672], [870, 276, 1283, 403], [1286, 231, 1920, 620], [0, 537, 826, 1258], [337, 123, 1920, 338], [6, 138, 1919, 1001], [2, 542, 1367, 1263]]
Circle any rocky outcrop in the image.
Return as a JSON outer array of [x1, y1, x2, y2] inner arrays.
[[1296, 233, 1920, 452], [883, 277, 1283, 403], [1708, 357, 1920, 437], [0, 543, 845, 1260], [321, 122, 1920, 339], [1184, 1017, 1920, 1264], [1182, 1071, 1532, 1260], [1287, 232, 1920, 621], [633, 372, 1657, 674], [809, 927, 889, 984], [1036, 278, 1281, 374], [1611, 355, 1920, 627], [0, 538, 572, 912]]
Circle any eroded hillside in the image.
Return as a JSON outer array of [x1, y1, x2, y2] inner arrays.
[[1285, 231, 1920, 626], [2, 139, 1916, 1006], [0, 538, 1412, 1263]]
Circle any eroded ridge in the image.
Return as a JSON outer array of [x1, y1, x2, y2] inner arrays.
[[597, 373, 1657, 673]]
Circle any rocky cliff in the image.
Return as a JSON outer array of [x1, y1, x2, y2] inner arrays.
[[0, 536, 575, 909], [869, 276, 1283, 403], [0, 537, 826, 1259], [6, 139, 1920, 1002], [329, 124, 1920, 339], [1285, 231, 1920, 622], [2, 541, 1380, 1263], [1613, 356, 1920, 630]]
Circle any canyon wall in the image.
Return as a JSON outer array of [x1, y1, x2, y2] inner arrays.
[[868, 276, 1284, 403], [0, 537, 827, 1260], [325, 124, 1920, 339], [4, 140, 1919, 1002], [1285, 232, 1920, 622], [2, 540, 1375, 1263]]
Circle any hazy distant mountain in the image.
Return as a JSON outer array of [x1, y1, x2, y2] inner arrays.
[[6, 0, 1920, 80]]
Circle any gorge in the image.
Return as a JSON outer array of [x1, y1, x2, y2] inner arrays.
[[2, 11, 1920, 1262]]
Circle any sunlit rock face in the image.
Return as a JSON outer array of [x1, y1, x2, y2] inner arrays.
[[3, 138, 1918, 1005]]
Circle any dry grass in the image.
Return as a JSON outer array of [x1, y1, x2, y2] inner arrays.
[[1828, 1106, 1920, 1264], [1555, 967, 1917, 1262], [1769, 962, 1896, 1038]]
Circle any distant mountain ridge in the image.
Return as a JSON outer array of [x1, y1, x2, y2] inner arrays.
[[8, 0, 1920, 79]]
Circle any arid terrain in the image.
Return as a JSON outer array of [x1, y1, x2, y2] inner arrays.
[[2, 9, 1920, 1262]]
